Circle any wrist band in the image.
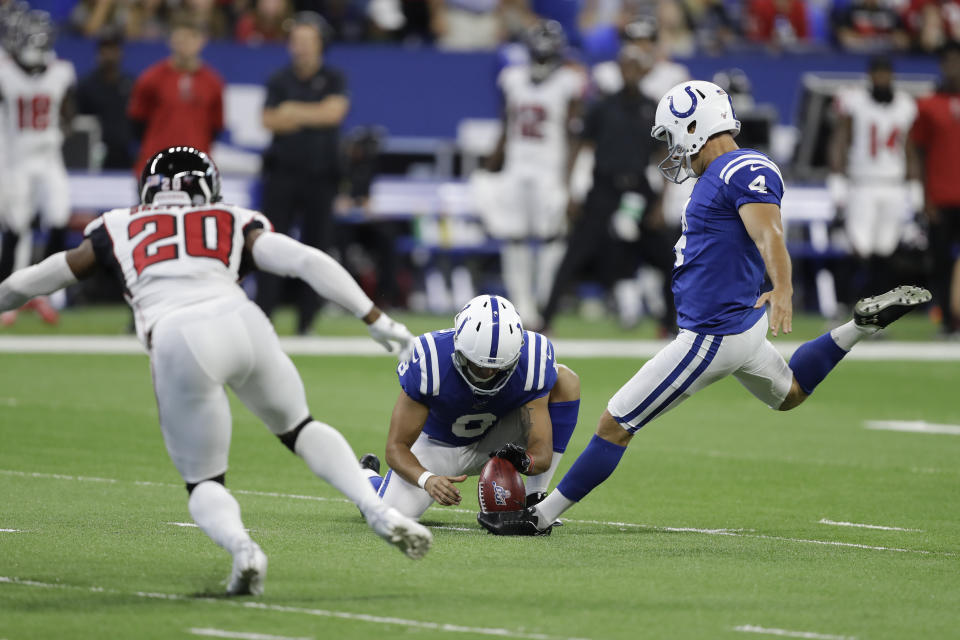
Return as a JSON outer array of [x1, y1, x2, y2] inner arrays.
[[417, 471, 435, 489]]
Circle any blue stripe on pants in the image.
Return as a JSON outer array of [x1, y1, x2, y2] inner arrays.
[[629, 335, 724, 433], [614, 334, 706, 425], [377, 469, 393, 498]]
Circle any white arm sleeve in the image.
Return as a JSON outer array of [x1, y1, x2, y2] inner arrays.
[[251, 231, 374, 318], [0, 253, 78, 312]]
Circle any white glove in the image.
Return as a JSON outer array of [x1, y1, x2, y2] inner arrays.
[[826, 173, 848, 208], [368, 313, 415, 361], [610, 192, 645, 242]]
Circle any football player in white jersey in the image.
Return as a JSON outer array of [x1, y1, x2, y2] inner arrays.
[[482, 20, 586, 327], [0, 147, 433, 594], [829, 56, 919, 299], [0, 9, 75, 325]]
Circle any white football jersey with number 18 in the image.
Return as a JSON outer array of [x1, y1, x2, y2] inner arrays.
[[83, 199, 274, 345], [836, 87, 917, 182], [0, 58, 75, 156]]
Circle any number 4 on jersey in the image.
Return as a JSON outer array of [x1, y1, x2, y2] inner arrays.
[[748, 175, 767, 194]]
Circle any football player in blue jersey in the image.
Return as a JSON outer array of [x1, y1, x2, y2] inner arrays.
[[478, 80, 931, 536], [360, 294, 581, 522]]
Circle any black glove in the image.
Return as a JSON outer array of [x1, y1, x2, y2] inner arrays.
[[490, 443, 532, 475]]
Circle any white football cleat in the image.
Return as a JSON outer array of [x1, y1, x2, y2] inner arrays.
[[365, 506, 432, 560], [226, 540, 267, 596]]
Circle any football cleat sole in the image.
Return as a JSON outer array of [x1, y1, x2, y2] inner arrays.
[[226, 541, 267, 596], [854, 285, 932, 329], [359, 453, 381, 475], [367, 506, 433, 560]]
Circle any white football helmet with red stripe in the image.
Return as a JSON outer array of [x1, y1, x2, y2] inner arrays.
[[452, 295, 524, 396], [652, 80, 741, 184]]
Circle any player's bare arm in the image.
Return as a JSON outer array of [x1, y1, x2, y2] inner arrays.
[[385, 391, 467, 506], [485, 109, 507, 172], [514, 394, 553, 475], [740, 201, 793, 336]]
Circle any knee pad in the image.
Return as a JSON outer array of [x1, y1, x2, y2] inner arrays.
[[278, 415, 313, 453], [185, 472, 226, 495]]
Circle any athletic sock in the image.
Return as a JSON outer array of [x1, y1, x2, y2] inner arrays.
[[293, 421, 381, 515], [788, 331, 849, 395], [525, 400, 580, 495], [829, 319, 879, 351], [531, 434, 627, 528], [188, 481, 251, 555]]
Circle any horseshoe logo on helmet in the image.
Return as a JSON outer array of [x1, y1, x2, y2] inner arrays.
[[668, 86, 698, 118]]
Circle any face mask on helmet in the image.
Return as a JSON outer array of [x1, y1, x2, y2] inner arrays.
[[652, 124, 697, 184], [452, 350, 519, 395]]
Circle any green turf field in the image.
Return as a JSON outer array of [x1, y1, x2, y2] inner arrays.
[[1, 348, 958, 640]]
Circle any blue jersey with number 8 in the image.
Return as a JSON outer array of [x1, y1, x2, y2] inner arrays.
[[397, 329, 557, 446], [671, 148, 785, 335]]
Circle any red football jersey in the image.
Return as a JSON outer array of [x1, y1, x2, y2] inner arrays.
[[128, 60, 224, 175], [910, 91, 960, 207]]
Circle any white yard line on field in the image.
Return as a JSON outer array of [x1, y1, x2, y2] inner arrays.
[[864, 420, 960, 436], [734, 624, 856, 640], [1, 336, 959, 361], [0, 529, 22, 532], [188, 628, 312, 640], [2, 468, 952, 557], [0, 576, 592, 640], [818, 519, 921, 532]]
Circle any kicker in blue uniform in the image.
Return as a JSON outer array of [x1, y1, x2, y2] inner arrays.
[[477, 80, 931, 536], [360, 294, 581, 521]]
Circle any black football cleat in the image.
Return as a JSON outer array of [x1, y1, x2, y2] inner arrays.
[[854, 285, 931, 329], [477, 508, 552, 536], [359, 453, 381, 475], [525, 492, 547, 508]]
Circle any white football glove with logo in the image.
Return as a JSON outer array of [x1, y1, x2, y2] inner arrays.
[[368, 313, 415, 362]]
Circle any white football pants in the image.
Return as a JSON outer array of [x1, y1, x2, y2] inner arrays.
[[378, 408, 529, 519], [149, 296, 311, 483], [608, 313, 794, 433]]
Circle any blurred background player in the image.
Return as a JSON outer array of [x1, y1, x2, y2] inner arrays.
[[0, 147, 431, 593], [76, 30, 135, 170], [257, 12, 349, 335], [592, 15, 690, 101], [909, 41, 960, 338], [540, 39, 671, 333], [127, 15, 223, 176], [481, 20, 586, 328], [829, 56, 918, 303], [360, 294, 580, 520], [588, 15, 689, 329], [0, 8, 75, 326]]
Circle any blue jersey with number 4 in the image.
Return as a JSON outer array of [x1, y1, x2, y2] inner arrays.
[[398, 329, 557, 446], [672, 148, 785, 335]]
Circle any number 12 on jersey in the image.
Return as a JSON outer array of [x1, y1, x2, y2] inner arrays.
[[129, 209, 235, 276]]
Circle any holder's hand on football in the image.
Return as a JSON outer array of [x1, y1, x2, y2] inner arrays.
[[424, 474, 468, 506], [368, 313, 415, 362], [490, 443, 532, 475]]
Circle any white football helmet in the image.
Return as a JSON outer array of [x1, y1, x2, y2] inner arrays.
[[452, 295, 524, 396], [651, 80, 741, 184]]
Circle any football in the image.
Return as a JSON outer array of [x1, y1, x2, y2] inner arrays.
[[477, 456, 526, 513]]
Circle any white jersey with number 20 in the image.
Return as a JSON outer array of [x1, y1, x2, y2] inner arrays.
[[83, 200, 273, 345]]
